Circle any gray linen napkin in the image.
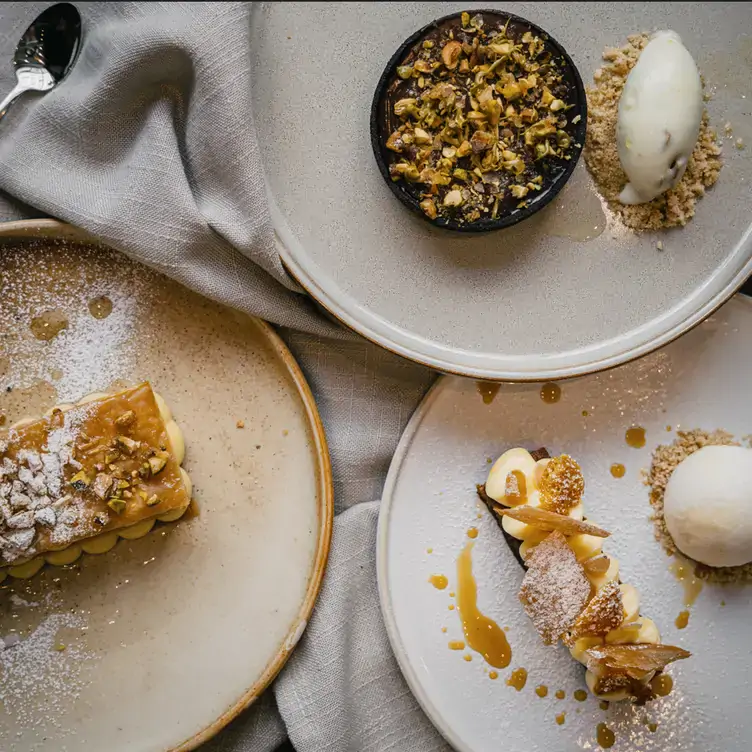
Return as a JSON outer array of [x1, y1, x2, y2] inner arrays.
[[0, 2, 445, 751]]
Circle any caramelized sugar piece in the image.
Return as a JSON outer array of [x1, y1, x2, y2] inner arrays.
[[539, 454, 585, 514], [519, 531, 591, 645], [584, 644, 691, 684], [583, 554, 611, 575], [569, 581, 624, 642], [495, 506, 610, 538], [529, 447, 551, 462]]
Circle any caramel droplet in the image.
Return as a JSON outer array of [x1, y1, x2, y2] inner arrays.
[[651, 674, 673, 697], [30, 309, 68, 341], [88, 295, 113, 320], [477, 381, 501, 405], [540, 382, 562, 404], [555, 713, 566, 726], [574, 689, 588, 702], [506, 667, 527, 691], [675, 610, 689, 629], [448, 640, 465, 651], [535, 685, 548, 698], [647, 722, 658, 733], [555, 690, 566, 700], [467, 527, 478, 539], [599, 700, 609, 711], [429, 574, 448, 590], [610, 463, 625, 478], [463, 654, 472, 662], [488, 671, 499, 680], [596, 723, 615, 749], [625, 426, 646, 448]]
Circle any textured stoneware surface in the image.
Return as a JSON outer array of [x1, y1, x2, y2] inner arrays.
[[251, 1, 752, 379], [0, 223, 332, 752], [378, 296, 752, 751]]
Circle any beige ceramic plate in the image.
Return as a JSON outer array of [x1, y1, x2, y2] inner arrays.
[[252, 1, 752, 381], [0, 221, 333, 752]]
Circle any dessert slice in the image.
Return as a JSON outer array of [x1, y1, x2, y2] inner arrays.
[[479, 447, 690, 703], [0, 382, 193, 581]]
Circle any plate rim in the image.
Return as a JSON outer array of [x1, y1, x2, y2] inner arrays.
[[376, 376, 472, 752], [0, 219, 335, 752]]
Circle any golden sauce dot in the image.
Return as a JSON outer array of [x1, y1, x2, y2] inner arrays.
[[448, 604, 455, 610], [647, 722, 658, 733], [535, 685, 548, 698], [610, 463, 625, 478], [449, 591, 455, 597], [675, 610, 690, 629], [476, 381, 501, 405], [625, 426, 646, 448], [582, 410, 589, 417], [463, 654, 472, 662], [88, 295, 114, 320], [429, 574, 448, 590], [666, 425, 672, 432], [574, 689, 588, 702], [30, 309, 68, 341], [721, 600, 726, 607], [441, 627, 447, 633], [467, 527, 478, 539], [427, 548, 433, 554], [555, 713, 566, 726], [599, 700, 609, 711], [651, 674, 673, 697], [488, 671, 499, 680], [555, 690, 566, 700], [448, 640, 465, 651], [596, 723, 616, 749], [506, 668, 527, 691], [540, 382, 562, 404]]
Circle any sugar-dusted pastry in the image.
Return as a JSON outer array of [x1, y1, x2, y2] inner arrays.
[[479, 447, 689, 703], [0, 383, 193, 581]]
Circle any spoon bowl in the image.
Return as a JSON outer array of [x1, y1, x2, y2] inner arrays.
[[0, 2, 81, 119]]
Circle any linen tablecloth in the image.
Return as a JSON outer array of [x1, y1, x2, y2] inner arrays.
[[0, 4, 748, 752]]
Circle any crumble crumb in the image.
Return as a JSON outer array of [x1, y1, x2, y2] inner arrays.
[[644, 429, 752, 583], [584, 33, 722, 231], [236, 420, 245, 429]]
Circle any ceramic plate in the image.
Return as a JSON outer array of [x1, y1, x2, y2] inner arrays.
[[0, 221, 333, 752], [251, 1, 752, 380], [378, 294, 752, 751]]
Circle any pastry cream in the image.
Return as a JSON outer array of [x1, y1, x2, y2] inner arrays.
[[0, 383, 193, 582], [485, 448, 683, 701]]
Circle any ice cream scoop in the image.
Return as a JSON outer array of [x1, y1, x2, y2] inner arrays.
[[616, 30, 703, 205], [663, 446, 752, 568]]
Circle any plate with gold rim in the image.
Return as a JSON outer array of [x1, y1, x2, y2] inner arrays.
[[378, 294, 752, 751], [0, 220, 333, 752]]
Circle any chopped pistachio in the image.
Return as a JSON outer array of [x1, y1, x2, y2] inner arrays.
[[442, 146, 457, 158], [456, 140, 472, 157], [443, 189, 464, 207], [394, 98, 418, 117], [413, 59, 433, 74], [510, 184, 529, 198], [107, 498, 127, 514], [69, 470, 91, 491], [452, 168, 469, 180], [441, 40, 462, 70], [571, 114, 582, 125], [413, 128, 432, 145], [396, 65, 413, 80], [549, 98, 566, 112], [470, 130, 495, 153], [423, 40, 435, 50], [420, 198, 438, 219], [114, 410, 136, 431], [461, 11, 470, 27], [146, 494, 161, 507], [116, 435, 140, 455], [501, 81, 522, 101], [148, 455, 167, 475], [92, 473, 114, 500], [386, 131, 404, 152]]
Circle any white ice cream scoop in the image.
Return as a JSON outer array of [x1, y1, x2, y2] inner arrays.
[[616, 30, 703, 205], [663, 446, 752, 568]]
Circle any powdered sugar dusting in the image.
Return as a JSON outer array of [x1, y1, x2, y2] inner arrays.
[[0, 241, 158, 403], [0, 592, 98, 748]]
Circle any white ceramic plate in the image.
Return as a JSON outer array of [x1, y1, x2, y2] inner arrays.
[[251, 1, 752, 380], [0, 222, 333, 752], [378, 294, 752, 751]]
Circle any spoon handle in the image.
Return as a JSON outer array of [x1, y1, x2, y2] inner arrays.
[[0, 83, 28, 120]]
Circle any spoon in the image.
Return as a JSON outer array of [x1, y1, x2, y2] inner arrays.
[[0, 3, 82, 120]]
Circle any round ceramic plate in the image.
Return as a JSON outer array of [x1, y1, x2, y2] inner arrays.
[[251, 1, 752, 380], [378, 294, 752, 751], [0, 221, 333, 752]]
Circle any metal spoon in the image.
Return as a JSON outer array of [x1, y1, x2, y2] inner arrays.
[[0, 3, 82, 120]]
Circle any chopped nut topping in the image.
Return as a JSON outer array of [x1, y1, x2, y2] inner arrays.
[[148, 455, 167, 475], [92, 473, 114, 500], [383, 12, 581, 225], [69, 470, 91, 491], [115, 410, 136, 431], [584, 644, 690, 686], [145, 494, 161, 507], [107, 498, 127, 514], [115, 435, 140, 455]]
